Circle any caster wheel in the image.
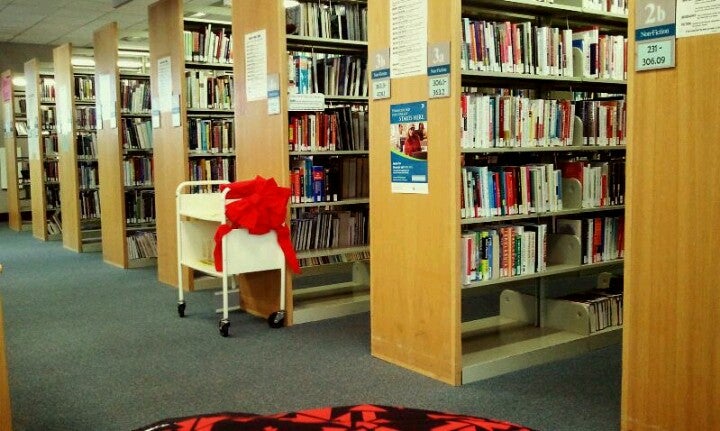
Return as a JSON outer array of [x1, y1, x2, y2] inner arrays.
[[177, 301, 186, 318], [268, 310, 285, 328], [219, 319, 230, 337]]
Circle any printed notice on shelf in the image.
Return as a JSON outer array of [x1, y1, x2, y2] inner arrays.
[[677, 0, 720, 37], [267, 73, 280, 115], [390, 0, 428, 78], [371, 49, 391, 100], [636, 0, 676, 71], [390, 101, 428, 194], [151, 110, 160, 129], [171, 94, 182, 127], [245, 29, 268, 101], [427, 42, 451, 98], [157, 56, 172, 112]]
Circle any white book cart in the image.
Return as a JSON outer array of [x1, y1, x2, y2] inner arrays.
[[175, 180, 287, 336]]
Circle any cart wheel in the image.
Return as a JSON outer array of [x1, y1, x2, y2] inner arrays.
[[219, 319, 230, 337], [177, 301, 186, 318], [268, 310, 285, 328]]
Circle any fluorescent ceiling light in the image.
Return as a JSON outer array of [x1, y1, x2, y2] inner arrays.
[[285, 0, 300, 7], [118, 59, 143, 69], [190, 11, 207, 17]]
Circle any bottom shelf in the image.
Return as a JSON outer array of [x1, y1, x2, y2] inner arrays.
[[293, 282, 370, 324], [461, 316, 621, 384], [128, 257, 157, 269]]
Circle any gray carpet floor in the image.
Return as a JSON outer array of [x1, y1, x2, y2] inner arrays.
[[0, 224, 621, 431]]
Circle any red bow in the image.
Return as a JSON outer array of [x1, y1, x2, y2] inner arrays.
[[213, 176, 300, 274]]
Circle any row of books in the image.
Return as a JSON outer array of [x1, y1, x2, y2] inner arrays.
[[46, 188, 60, 210], [576, 98, 626, 146], [122, 118, 153, 150], [185, 70, 234, 110], [289, 106, 368, 152], [188, 118, 234, 153], [41, 106, 55, 130], [125, 190, 155, 225], [75, 106, 96, 130], [461, 92, 577, 148], [461, 20, 575, 77], [297, 250, 370, 268], [554, 289, 623, 334], [461, 223, 548, 284], [44, 160, 59, 182], [127, 231, 158, 260], [76, 133, 97, 158], [189, 157, 235, 183], [574, 30, 627, 80], [183, 23, 233, 64], [460, 20, 627, 80], [74, 75, 95, 101], [289, 52, 367, 97], [120, 79, 151, 113], [123, 156, 153, 187], [561, 159, 625, 208], [40, 78, 55, 102], [286, 2, 368, 41], [290, 208, 368, 252], [582, 0, 628, 16], [460, 158, 625, 218], [80, 189, 100, 220], [461, 163, 562, 218], [290, 156, 368, 203], [78, 163, 98, 189], [44, 135, 59, 155], [556, 215, 625, 264]]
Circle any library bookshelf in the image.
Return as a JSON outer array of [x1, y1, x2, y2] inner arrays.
[[2, 70, 31, 232], [232, 0, 370, 325], [368, 0, 627, 384], [53, 43, 101, 253], [24, 58, 61, 242], [94, 22, 156, 269], [148, 0, 236, 287]]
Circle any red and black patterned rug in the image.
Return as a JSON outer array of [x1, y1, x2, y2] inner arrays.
[[134, 404, 535, 431]]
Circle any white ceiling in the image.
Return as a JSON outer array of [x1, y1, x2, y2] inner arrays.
[[0, 0, 232, 50]]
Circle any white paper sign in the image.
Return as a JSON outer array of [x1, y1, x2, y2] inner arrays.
[[677, 0, 720, 37], [157, 56, 172, 112], [390, 0, 428, 78], [245, 30, 268, 101], [152, 110, 160, 128], [171, 94, 181, 127]]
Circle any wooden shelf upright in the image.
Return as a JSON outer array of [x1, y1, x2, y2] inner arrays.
[[369, 0, 627, 385], [2, 70, 31, 232], [149, 0, 236, 286], [53, 43, 101, 253], [24, 58, 60, 241], [622, 6, 720, 430], [94, 22, 155, 268]]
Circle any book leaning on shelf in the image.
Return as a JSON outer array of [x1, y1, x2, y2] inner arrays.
[[462, 223, 547, 284], [286, 1, 368, 41], [183, 23, 233, 64]]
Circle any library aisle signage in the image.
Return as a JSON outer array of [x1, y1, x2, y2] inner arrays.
[[677, 0, 720, 37], [390, 101, 428, 194], [636, 0, 677, 71], [427, 42, 450, 99], [371, 49, 391, 100]]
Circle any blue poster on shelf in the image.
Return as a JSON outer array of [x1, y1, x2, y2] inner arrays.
[[390, 101, 428, 194]]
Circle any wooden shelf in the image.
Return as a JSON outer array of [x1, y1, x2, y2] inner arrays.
[[296, 245, 370, 259], [461, 316, 621, 383], [291, 198, 370, 208], [462, 145, 627, 153], [461, 204, 625, 225], [3, 70, 26, 232], [286, 35, 368, 54]]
